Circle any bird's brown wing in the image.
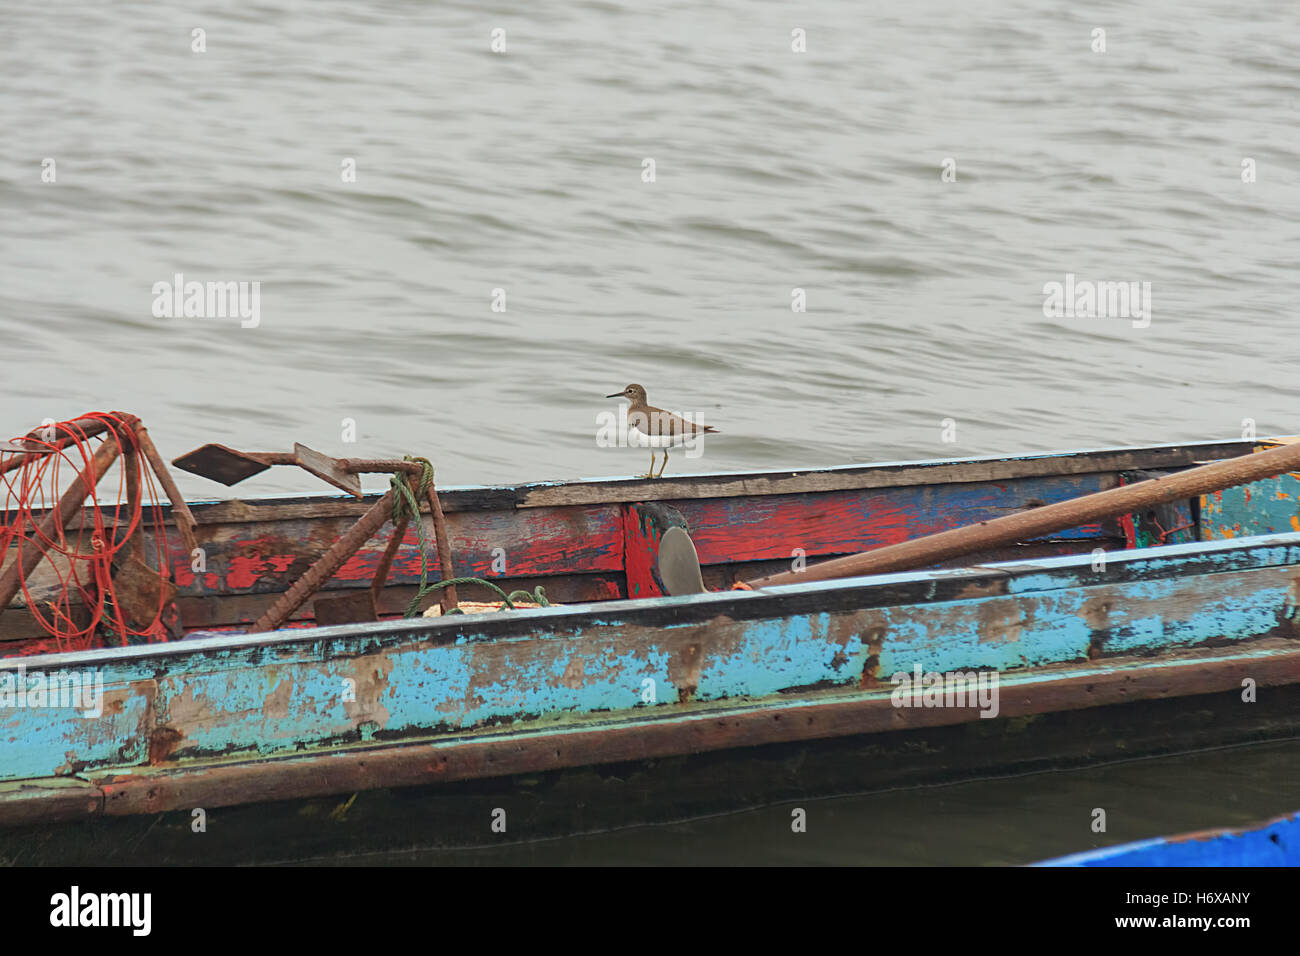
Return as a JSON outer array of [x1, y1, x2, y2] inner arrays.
[[643, 405, 715, 436]]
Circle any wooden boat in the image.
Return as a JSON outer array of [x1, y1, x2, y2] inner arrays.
[[1036, 810, 1300, 866], [5, 436, 1300, 863]]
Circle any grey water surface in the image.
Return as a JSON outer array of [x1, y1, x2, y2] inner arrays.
[[3, 1, 1298, 863], [3, 1, 1298, 496]]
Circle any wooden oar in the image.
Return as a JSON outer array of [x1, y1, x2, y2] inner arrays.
[[747, 440, 1300, 589]]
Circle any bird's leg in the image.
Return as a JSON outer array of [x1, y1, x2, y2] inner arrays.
[[655, 449, 669, 478], [639, 451, 656, 479]]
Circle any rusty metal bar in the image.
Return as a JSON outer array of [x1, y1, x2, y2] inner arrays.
[[370, 514, 410, 602], [336, 458, 422, 475], [424, 480, 458, 612], [248, 489, 396, 634], [133, 423, 199, 555], [349, 457, 458, 611], [1, 417, 114, 474], [749, 440, 1300, 588], [123, 443, 145, 562], [0, 437, 122, 615]]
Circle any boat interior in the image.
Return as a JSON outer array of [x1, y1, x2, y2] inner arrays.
[[2, 437, 1276, 654]]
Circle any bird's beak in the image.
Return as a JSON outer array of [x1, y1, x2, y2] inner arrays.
[[605, 392, 624, 398]]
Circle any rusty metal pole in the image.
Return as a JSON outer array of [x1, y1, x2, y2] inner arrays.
[[337, 458, 421, 475], [333, 458, 458, 612], [370, 514, 410, 603], [248, 489, 396, 633], [132, 423, 199, 555], [123, 444, 145, 562], [1, 416, 113, 474], [424, 481, 458, 613], [0, 437, 122, 614], [749, 440, 1300, 589]]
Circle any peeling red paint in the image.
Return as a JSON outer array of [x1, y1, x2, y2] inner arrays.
[[226, 555, 269, 589]]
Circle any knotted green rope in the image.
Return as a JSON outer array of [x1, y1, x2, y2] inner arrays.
[[405, 577, 550, 616], [389, 457, 549, 617], [389, 456, 435, 616]]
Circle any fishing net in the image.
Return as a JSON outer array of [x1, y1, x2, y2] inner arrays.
[[0, 412, 178, 657]]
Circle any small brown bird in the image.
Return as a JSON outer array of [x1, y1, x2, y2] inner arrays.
[[605, 383, 719, 479]]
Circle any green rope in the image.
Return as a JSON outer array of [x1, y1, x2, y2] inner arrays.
[[388, 457, 549, 617], [389, 456, 435, 610], [403, 577, 550, 617]]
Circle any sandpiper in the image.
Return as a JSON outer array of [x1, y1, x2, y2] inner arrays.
[[605, 384, 718, 479]]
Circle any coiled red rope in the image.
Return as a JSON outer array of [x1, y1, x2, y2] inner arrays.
[[0, 413, 175, 656]]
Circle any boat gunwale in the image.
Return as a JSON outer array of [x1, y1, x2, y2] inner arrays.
[[179, 437, 1263, 515], [2, 437, 1258, 527]]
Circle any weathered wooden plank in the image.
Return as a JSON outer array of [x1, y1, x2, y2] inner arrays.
[[0, 778, 103, 828], [512, 440, 1254, 509], [1, 470, 1128, 643], [622, 504, 670, 600], [672, 473, 1120, 566], [4, 439, 1253, 530], [168, 502, 625, 597], [12, 640, 1299, 824], [699, 539, 1126, 591], [0, 675, 155, 780], [7, 532, 1300, 780], [872, 564, 1300, 676], [1201, 471, 1300, 541]]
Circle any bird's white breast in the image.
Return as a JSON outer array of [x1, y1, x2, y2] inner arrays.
[[628, 424, 692, 448]]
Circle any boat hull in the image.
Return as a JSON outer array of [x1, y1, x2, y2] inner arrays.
[[4, 438, 1300, 860]]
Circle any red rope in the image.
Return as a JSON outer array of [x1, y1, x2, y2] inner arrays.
[[0, 413, 175, 656]]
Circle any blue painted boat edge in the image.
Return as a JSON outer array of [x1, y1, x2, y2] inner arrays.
[[1033, 811, 1300, 866]]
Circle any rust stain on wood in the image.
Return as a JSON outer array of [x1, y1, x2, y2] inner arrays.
[[147, 727, 184, 765], [667, 640, 704, 702], [341, 654, 395, 729]]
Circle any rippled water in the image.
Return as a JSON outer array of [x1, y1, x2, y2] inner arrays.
[[4, 2, 1299, 863], [326, 737, 1300, 866], [4, 1, 1298, 497]]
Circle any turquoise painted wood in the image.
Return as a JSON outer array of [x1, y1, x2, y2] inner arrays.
[[1202, 472, 1300, 540], [4, 531, 1300, 783]]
